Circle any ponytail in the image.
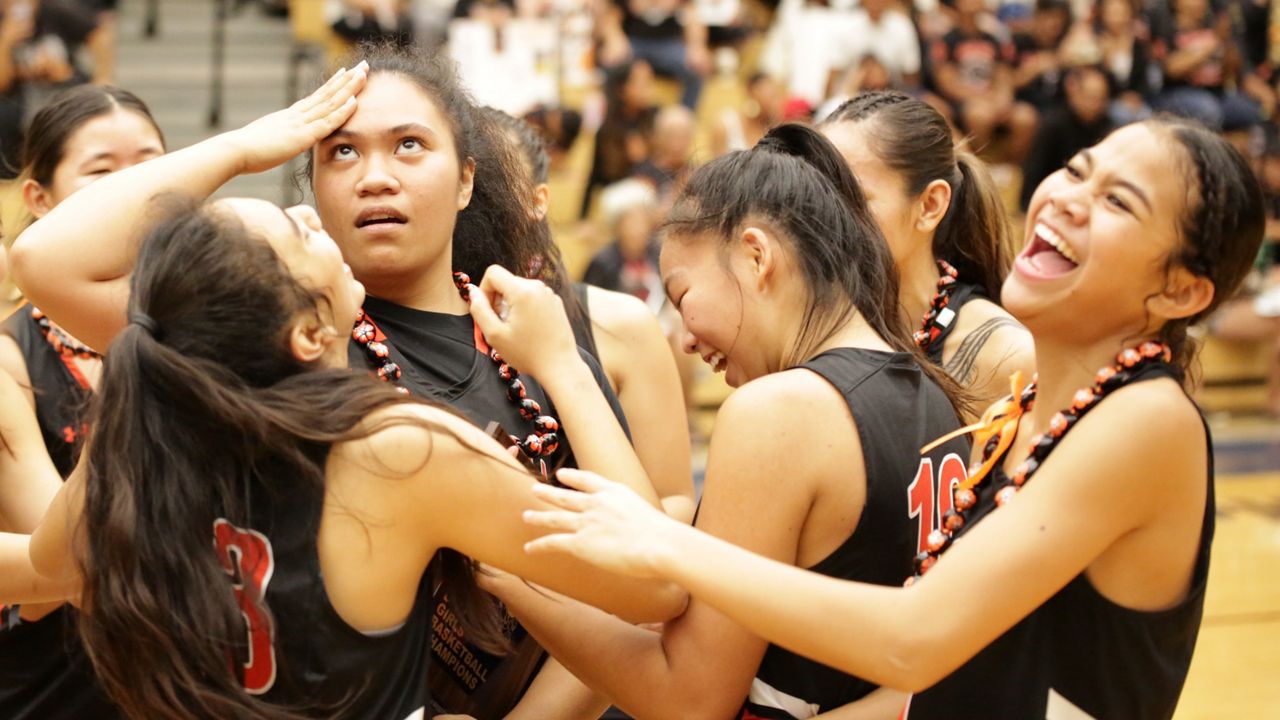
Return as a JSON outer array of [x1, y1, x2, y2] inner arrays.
[[666, 123, 971, 416], [823, 91, 1013, 299], [77, 201, 505, 720]]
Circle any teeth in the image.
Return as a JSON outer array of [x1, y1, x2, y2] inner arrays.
[[704, 352, 726, 373], [1034, 222, 1079, 264]]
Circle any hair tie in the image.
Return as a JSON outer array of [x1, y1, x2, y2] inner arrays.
[[130, 313, 159, 336]]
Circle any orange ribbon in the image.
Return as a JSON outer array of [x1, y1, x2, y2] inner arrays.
[[920, 371, 1031, 492]]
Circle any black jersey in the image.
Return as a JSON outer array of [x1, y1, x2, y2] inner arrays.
[[925, 281, 987, 366], [739, 348, 969, 719], [348, 296, 627, 718], [569, 283, 600, 363], [0, 304, 118, 719], [211, 453, 436, 719], [906, 363, 1212, 720], [1, 304, 91, 477]]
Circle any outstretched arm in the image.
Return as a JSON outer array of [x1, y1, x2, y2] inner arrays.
[[525, 380, 1209, 691], [9, 63, 369, 352]]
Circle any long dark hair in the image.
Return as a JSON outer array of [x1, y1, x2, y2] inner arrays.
[[76, 199, 504, 720], [1145, 117, 1265, 377], [822, 91, 1012, 301], [664, 123, 969, 413], [305, 44, 544, 285], [479, 106, 584, 320]]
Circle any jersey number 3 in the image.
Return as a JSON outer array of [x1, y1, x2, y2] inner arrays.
[[213, 519, 278, 695], [907, 454, 968, 555]]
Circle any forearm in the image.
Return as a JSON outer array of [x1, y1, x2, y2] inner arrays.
[[541, 359, 659, 507], [653, 523, 932, 691], [1, 533, 76, 604], [813, 688, 909, 719], [9, 134, 241, 348], [500, 581, 707, 717], [505, 657, 611, 720]]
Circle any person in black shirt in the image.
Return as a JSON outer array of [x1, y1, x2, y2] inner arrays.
[[0, 83, 163, 720], [14, 63, 684, 720], [820, 91, 1035, 415], [477, 123, 970, 719], [1019, 66, 1113, 210], [0, 0, 113, 177], [505, 117, 1265, 720]]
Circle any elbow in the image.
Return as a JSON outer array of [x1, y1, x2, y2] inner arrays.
[[615, 582, 688, 625], [877, 625, 959, 694], [7, 236, 40, 301]]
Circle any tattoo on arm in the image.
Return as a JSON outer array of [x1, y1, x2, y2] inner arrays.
[[944, 318, 1025, 386]]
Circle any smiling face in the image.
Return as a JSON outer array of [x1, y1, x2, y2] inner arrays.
[[216, 198, 365, 367], [1008, 123, 1192, 342], [311, 73, 474, 299], [26, 108, 164, 217]]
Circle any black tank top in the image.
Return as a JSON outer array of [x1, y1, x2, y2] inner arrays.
[[348, 296, 628, 717], [569, 283, 600, 363], [0, 304, 91, 477], [738, 348, 969, 719], [925, 282, 986, 365], [906, 363, 1212, 720], [217, 454, 436, 719], [0, 304, 118, 719]]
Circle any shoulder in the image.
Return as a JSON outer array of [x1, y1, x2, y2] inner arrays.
[[1057, 376, 1206, 495], [585, 285, 661, 339], [950, 298, 1036, 398], [717, 367, 854, 439], [331, 402, 507, 480]]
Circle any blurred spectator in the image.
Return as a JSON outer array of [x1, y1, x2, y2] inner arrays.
[[1011, 0, 1071, 111], [761, 0, 859, 108], [0, 0, 111, 177], [839, 0, 922, 89], [711, 71, 782, 155], [930, 0, 1038, 162], [582, 178, 663, 307], [524, 104, 583, 172], [1152, 0, 1260, 131], [580, 58, 657, 218], [332, 0, 413, 46], [595, 0, 710, 109], [1019, 65, 1112, 209], [633, 103, 694, 210], [1087, 0, 1157, 125], [816, 54, 894, 120]]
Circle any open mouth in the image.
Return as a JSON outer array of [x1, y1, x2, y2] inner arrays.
[[702, 351, 727, 374], [1020, 222, 1080, 277], [355, 208, 408, 229]]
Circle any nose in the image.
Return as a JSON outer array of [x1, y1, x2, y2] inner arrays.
[[355, 152, 400, 197], [1046, 179, 1088, 225], [680, 327, 698, 356]]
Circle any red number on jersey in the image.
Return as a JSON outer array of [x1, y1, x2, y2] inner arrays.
[[212, 519, 278, 695], [907, 454, 969, 555]]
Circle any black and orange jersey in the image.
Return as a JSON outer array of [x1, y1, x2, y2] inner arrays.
[[739, 348, 969, 719], [906, 362, 1211, 720]]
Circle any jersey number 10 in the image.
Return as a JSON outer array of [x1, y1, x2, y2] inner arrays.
[[907, 454, 968, 556]]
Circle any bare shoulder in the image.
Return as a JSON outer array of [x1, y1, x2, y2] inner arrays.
[[0, 334, 32, 391], [717, 367, 855, 438], [585, 285, 662, 340], [948, 299, 1036, 402], [330, 402, 508, 479]]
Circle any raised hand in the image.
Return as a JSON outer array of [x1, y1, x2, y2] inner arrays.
[[522, 469, 679, 579], [467, 264, 580, 380], [225, 61, 368, 176]]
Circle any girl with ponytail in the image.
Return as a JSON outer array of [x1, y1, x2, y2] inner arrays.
[[469, 122, 970, 719], [506, 118, 1265, 720], [820, 91, 1036, 412], [16, 64, 681, 720]]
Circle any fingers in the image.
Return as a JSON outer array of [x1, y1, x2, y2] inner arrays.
[[530, 481, 594, 512], [523, 509, 584, 532], [477, 264, 519, 297], [524, 533, 579, 557], [467, 281, 506, 342], [554, 468, 610, 494], [301, 61, 368, 125]]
